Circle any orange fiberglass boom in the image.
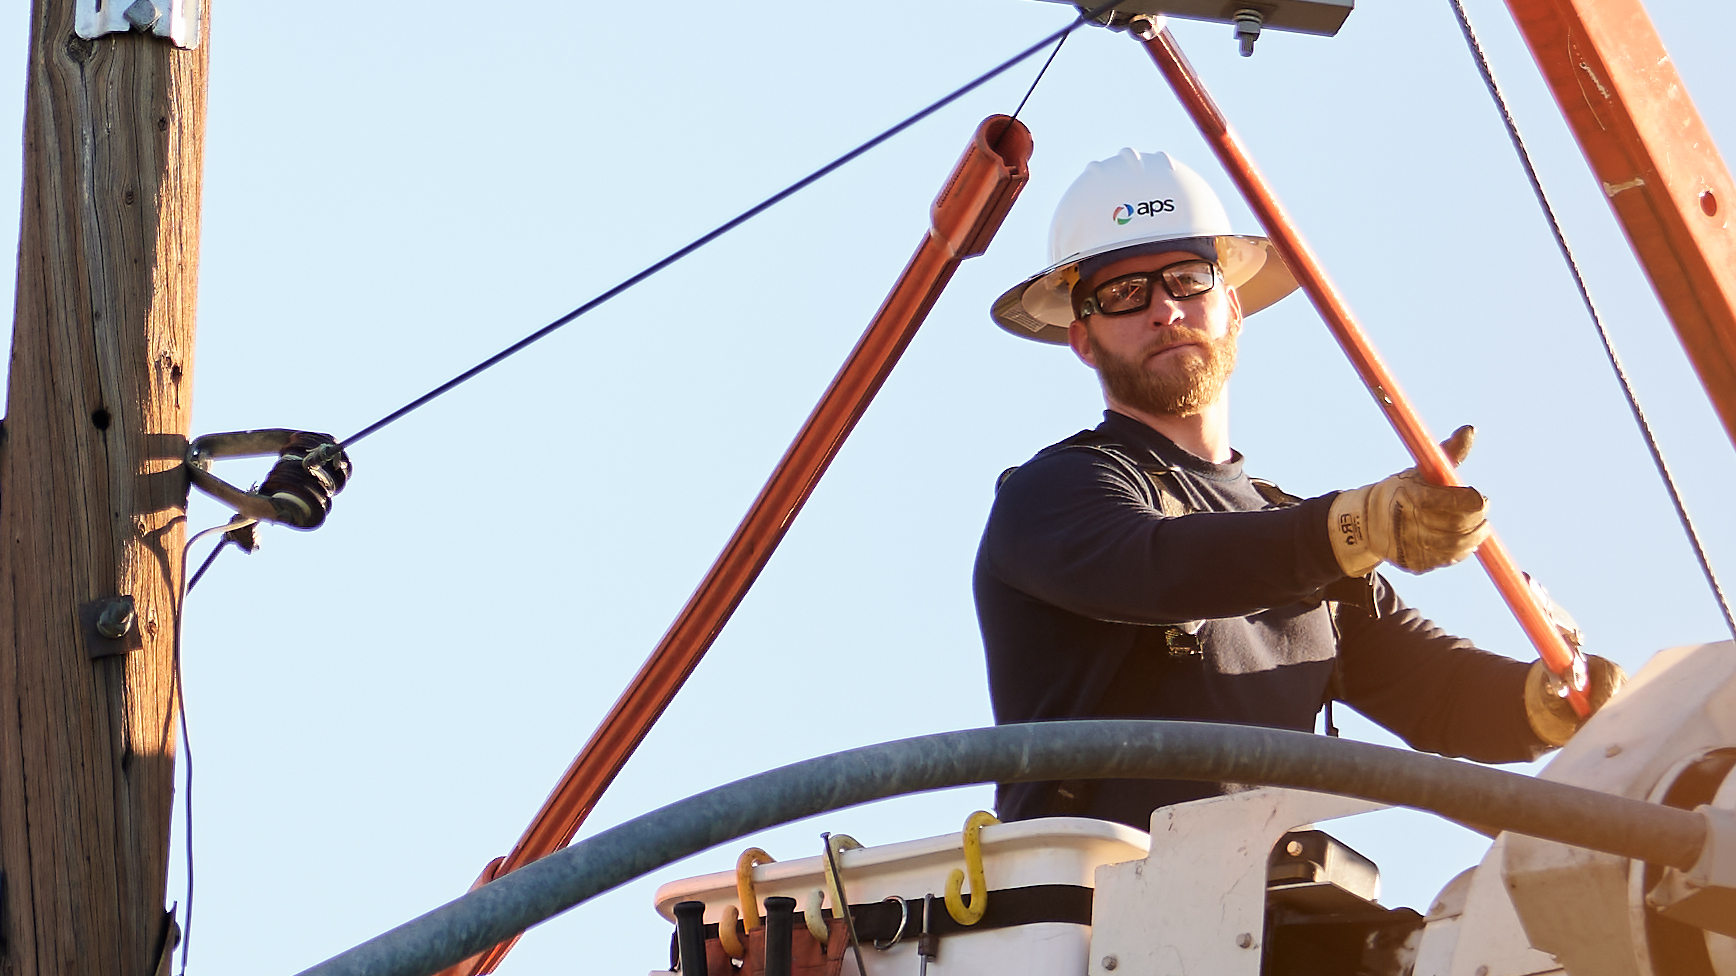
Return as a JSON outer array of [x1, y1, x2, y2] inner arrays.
[[1133, 21, 1595, 714], [446, 115, 1034, 976], [1499, 0, 1736, 448], [1135, 0, 1736, 706]]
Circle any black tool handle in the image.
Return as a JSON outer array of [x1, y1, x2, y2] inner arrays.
[[764, 895, 796, 976], [918, 893, 938, 959], [674, 900, 709, 976]]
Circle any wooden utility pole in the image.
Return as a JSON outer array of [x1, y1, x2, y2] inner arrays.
[[0, 1, 209, 974]]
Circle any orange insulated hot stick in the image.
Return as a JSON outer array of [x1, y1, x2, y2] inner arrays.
[[1132, 19, 1592, 717], [444, 114, 1036, 976]]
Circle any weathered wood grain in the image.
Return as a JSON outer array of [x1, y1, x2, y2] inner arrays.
[[0, 3, 209, 974]]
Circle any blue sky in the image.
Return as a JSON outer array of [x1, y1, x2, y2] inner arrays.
[[2, 1, 1733, 972]]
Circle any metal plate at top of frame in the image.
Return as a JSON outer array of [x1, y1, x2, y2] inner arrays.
[[75, 0, 203, 49], [1046, 0, 1355, 37]]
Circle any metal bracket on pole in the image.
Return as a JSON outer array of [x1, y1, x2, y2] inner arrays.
[[75, 0, 202, 48], [79, 595, 141, 660]]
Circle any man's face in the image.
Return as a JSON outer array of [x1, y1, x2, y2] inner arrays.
[[1066, 251, 1243, 418]]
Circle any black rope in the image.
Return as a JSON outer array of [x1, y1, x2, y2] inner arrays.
[[339, 7, 1112, 447], [1448, 0, 1736, 641]]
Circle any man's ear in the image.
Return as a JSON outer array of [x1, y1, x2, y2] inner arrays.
[[1068, 319, 1098, 367], [1225, 286, 1245, 334]]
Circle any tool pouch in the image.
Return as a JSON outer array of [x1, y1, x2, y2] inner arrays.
[[703, 937, 736, 976], [734, 918, 846, 976]]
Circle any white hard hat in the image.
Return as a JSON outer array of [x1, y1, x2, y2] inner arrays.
[[990, 149, 1299, 344]]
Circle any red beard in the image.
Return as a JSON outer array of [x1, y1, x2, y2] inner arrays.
[[1088, 324, 1239, 418]]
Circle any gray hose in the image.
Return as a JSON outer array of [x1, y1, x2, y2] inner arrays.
[[295, 720, 1706, 976]]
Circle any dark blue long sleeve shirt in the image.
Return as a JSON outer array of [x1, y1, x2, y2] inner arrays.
[[974, 411, 1546, 828]]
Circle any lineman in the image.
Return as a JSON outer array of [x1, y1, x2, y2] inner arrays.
[[977, 149, 1622, 828]]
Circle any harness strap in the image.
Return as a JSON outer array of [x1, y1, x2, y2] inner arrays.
[[1242, 475, 1382, 737], [1001, 427, 1197, 516]]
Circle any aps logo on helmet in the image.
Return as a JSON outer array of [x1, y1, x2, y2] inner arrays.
[[1113, 199, 1177, 225]]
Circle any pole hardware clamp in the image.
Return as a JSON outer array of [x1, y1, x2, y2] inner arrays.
[[1232, 8, 1264, 56], [1061, 0, 1352, 44], [186, 429, 353, 530]]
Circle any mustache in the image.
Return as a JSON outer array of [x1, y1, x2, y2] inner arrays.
[[1139, 326, 1217, 356]]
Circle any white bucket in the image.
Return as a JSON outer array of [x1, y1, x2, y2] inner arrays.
[[653, 817, 1150, 975]]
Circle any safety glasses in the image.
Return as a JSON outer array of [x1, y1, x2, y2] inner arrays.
[[1078, 260, 1220, 318]]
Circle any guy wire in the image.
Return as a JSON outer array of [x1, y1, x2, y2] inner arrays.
[[339, 5, 1114, 449], [1448, 0, 1736, 640]]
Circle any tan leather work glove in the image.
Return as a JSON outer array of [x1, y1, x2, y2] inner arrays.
[[1327, 426, 1490, 576], [1525, 655, 1628, 747]]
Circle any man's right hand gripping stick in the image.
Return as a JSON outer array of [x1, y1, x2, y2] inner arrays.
[[1324, 426, 1618, 735], [1327, 425, 1490, 577]]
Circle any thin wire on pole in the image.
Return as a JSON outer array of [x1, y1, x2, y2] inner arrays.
[[185, 538, 228, 594], [1447, 0, 1736, 641], [169, 519, 251, 973]]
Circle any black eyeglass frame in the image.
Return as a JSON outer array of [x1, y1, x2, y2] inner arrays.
[[1075, 260, 1221, 319]]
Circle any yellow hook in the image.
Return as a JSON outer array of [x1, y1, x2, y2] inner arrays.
[[945, 810, 1000, 925], [735, 847, 776, 931], [718, 905, 746, 959], [804, 889, 830, 945]]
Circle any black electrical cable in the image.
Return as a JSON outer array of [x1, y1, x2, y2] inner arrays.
[[1009, 30, 1069, 125], [338, 6, 1113, 448], [191, 23, 1085, 598], [168, 517, 253, 972], [175, 653, 194, 976], [1447, 0, 1736, 641], [185, 538, 227, 594], [170, 539, 203, 975], [297, 721, 1706, 976], [173, 532, 237, 971]]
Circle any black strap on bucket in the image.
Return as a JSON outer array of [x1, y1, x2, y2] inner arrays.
[[693, 883, 1094, 946]]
